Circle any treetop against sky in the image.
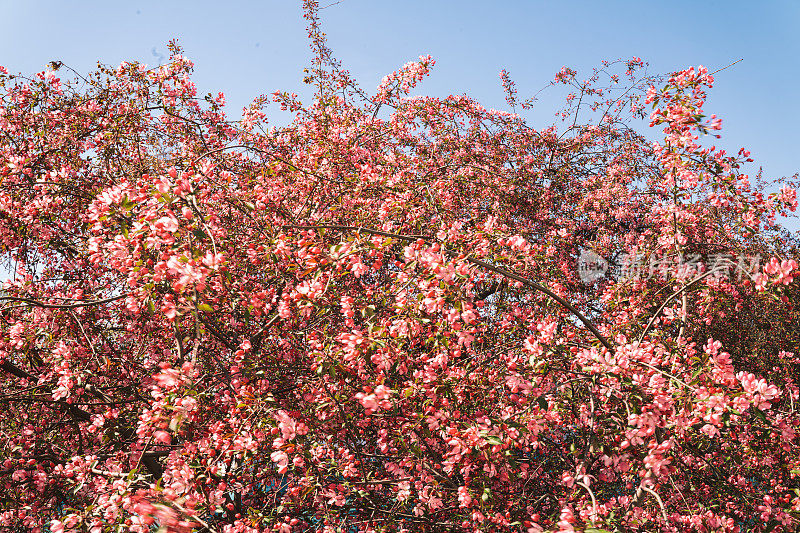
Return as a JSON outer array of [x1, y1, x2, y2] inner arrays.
[[1, 0, 797, 180]]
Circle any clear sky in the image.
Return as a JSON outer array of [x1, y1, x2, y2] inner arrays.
[[0, 0, 798, 184]]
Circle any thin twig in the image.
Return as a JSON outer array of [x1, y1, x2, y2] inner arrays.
[[320, 0, 344, 8], [637, 267, 725, 346], [632, 360, 696, 392], [641, 484, 670, 524], [710, 58, 743, 76], [577, 481, 598, 526]]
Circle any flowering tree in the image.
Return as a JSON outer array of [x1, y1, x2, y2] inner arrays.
[[1, 2, 799, 532]]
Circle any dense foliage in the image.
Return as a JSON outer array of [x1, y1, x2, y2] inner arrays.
[[1, 3, 799, 532]]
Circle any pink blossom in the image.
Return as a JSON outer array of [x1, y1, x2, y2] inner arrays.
[[270, 450, 289, 475], [154, 216, 179, 233]]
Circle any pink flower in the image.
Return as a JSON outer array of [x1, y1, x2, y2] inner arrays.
[[557, 506, 576, 532], [779, 186, 798, 211], [508, 235, 530, 252], [153, 368, 182, 389], [351, 261, 368, 278], [161, 299, 178, 320], [355, 392, 379, 413], [779, 259, 798, 285], [155, 178, 171, 194], [457, 486, 473, 508], [153, 430, 171, 444], [154, 216, 179, 233], [374, 384, 392, 401], [276, 410, 298, 441], [270, 450, 289, 475], [296, 278, 325, 299]]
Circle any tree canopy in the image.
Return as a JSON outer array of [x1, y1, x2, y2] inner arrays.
[[1, 2, 799, 532]]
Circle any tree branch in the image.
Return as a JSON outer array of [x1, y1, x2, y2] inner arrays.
[[0, 294, 127, 310], [283, 224, 615, 352]]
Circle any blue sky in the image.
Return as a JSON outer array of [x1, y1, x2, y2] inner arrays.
[[0, 0, 798, 184]]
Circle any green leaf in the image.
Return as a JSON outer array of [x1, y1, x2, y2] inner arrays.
[[753, 407, 769, 424], [537, 396, 548, 410], [197, 303, 214, 313]]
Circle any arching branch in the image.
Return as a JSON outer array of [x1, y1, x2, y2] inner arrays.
[[283, 224, 614, 352]]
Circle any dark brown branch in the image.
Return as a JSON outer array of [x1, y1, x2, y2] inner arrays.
[[0, 361, 169, 478], [0, 294, 127, 309], [282, 224, 614, 353], [0, 359, 92, 422], [476, 280, 505, 301], [0, 360, 34, 381]]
